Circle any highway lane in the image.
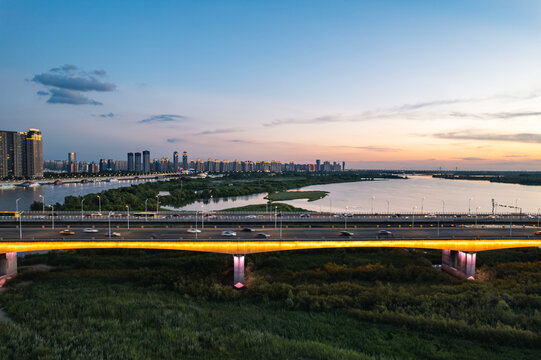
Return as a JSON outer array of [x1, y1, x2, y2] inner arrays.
[[1, 226, 539, 241]]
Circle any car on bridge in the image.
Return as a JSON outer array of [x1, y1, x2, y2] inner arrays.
[[59, 229, 75, 235], [339, 231, 353, 236], [535, 231, 541, 236], [246, 215, 257, 219], [254, 233, 270, 239], [187, 228, 201, 233], [221, 231, 237, 237], [300, 213, 310, 218], [377, 230, 393, 238], [83, 228, 98, 233], [103, 231, 121, 237], [240, 227, 254, 232]]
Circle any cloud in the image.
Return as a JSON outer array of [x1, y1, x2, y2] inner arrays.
[[167, 138, 182, 143], [433, 131, 541, 144], [99, 112, 114, 118], [333, 145, 399, 152], [461, 157, 485, 161], [47, 89, 102, 105], [228, 139, 253, 143], [195, 128, 237, 135], [36, 90, 49, 96], [449, 111, 541, 120], [139, 114, 188, 123], [32, 65, 115, 105], [393, 99, 462, 111], [264, 115, 348, 127]]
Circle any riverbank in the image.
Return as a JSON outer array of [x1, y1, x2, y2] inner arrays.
[[219, 203, 309, 212]]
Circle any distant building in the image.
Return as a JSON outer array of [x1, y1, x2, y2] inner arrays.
[[99, 159, 107, 172], [68, 152, 77, 173], [342, 161, 345, 171], [106, 159, 116, 171], [142, 150, 150, 173], [127, 152, 134, 172], [0, 128, 43, 178], [316, 159, 321, 172], [173, 151, 179, 171], [134, 152, 142, 172], [182, 151, 188, 170]]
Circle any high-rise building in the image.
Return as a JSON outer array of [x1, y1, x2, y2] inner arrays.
[[127, 152, 134, 172], [68, 152, 77, 173], [107, 159, 116, 171], [142, 150, 150, 173], [99, 159, 107, 172], [182, 151, 188, 170], [316, 159, 321, 172], [173, 151, 179, 171], [134, 152, 142, 172], [342, 161, 345, 171], [0, 128, 43, 179]]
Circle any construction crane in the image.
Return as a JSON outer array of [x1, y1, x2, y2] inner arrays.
[[491, 199, 522, 214]]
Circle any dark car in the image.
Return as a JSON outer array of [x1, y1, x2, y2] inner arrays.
[[254, 233, 270, 239], [241, 227, 254, 232], [377, 230, 393, 238], [339, 231, 353, 236], [300, 213, 310, 218]]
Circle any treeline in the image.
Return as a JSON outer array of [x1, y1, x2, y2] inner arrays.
[[31, 171, 401, 211], [433, 172, 541, 186]]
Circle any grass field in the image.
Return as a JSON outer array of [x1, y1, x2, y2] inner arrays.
[[266, 190, 328, 202], [219, 202, 309, 212], [0, 248, 540, 359]]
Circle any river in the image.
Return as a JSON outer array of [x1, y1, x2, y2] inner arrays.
[[171, 176, 541, 214], [0, 179, 157, 211], [2, 175, 541, 214]]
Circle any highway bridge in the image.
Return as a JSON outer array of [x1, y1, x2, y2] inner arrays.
[[1, 225, 541, 287]]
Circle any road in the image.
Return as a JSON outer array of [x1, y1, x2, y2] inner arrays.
[[1, 226, 539, 241]]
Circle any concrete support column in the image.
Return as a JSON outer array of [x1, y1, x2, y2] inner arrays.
[[442, 250, 476, 279], [0, 253, 17, 277], [233, 255, 245, 289]]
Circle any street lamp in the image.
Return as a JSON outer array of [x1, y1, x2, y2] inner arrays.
[[421, 197, 425, 214], [386, 200, 390, 214], [195, 210, 198, 240], [39, 195, 45, 212], [538, 208, 540, 228], [156, 195, 160, 214], [81, 198, 85, 220], [201, 204, 204, 229], [19, 211, 24, 239], [49, 205, 54, 229], [125, 205, 130, 230], [442, 200, 445, 214], [412, 206, 417, 228], [145, 198, 149, 221], [274, 206, 277, 229], [468, 197, 473, 215], [280, 210, 283, 240], [345, 206, 349, 229], [475, 206, 480, 227], [108, 211, 112, 239], [371, 196, 375, 214], [97, 195, 101, 213], [15, 198, 21, 213]]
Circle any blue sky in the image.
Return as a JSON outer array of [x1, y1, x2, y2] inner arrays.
[[2, 0, 541, 169]]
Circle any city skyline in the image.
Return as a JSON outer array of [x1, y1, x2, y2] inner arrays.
[[2, 1, 541, 169]]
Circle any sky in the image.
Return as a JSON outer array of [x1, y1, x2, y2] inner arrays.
[[1, 0, 541, 170]]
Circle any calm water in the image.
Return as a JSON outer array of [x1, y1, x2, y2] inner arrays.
[[172, 175, 541, 214], [3, 175, 541, 214], [0, 179, 156, 211]]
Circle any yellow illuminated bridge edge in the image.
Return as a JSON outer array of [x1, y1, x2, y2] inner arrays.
[[1, 239, 541, 254]]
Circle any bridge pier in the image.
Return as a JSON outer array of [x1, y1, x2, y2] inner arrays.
[[442, 250, 476, 279], [0, 253, 17, 278], [233, 255, 245, 289]]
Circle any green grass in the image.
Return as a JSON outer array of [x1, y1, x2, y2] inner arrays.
[[266, 190, 328, 202], [219, 202, 309, 212], [1, 248, 541, 359]]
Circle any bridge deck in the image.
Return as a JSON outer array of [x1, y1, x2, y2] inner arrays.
[[1, 238, 540, 254]]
